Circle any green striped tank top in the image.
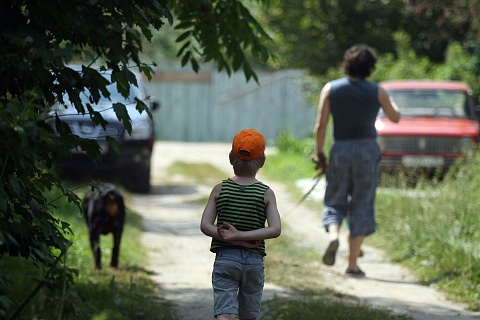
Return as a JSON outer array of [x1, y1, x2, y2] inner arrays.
[[210, 178, 269, 256]]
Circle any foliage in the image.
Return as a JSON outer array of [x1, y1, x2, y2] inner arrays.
[[263, 295, 411, 320], [0, 0, 272, 317], [299, 33, 480, 106], [257, 0, 480, 75], [370, 32, 434, 81], [171, 0, 272, 82], [436, 43, 480, 103], [275, 131, 315, 155], [260, 136, 412, 319], [261, 133, 318, 186], [401, 0, 474, 63], [0, 95, 80, 268], [372, 32, 480, 102], [374, 156, 480, 310], [263, 133, 480, 311], [1, 188, 176, 319], [258, 0, 404, 74]]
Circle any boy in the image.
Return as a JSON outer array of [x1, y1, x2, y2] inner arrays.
[[200, 128, 282, 320]]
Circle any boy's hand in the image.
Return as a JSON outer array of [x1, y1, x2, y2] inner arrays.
[[217, 223, 261, 248], [240, 240, 261, 248], [217, 222, 238, 240]]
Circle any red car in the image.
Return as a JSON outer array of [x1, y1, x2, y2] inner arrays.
[[376, 80, 479, 170]]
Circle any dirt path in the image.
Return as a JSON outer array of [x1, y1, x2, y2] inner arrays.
[[129, 141, 480, 320]]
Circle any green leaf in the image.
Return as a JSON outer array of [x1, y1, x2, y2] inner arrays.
[[232, 51, 244, 71], [165, 9, 174, 25], [82, 66, 111, 103], [112, 102, 132, 134], [190, 58, 200, 73], [177, 41, 190, 57], [134, 99, 152, 118], [181, 51, 191, 67], [8, 176, 21, 197], [176, 30, 192, 43], [106, 136, 121, 156]]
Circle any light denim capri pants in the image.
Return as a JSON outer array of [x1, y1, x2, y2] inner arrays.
[[322, 138, 381, 238], [212, 248, 265, 319]]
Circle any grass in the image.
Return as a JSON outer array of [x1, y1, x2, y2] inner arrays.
[[262, 297, 411, 320], [264, 233, 327, 291], [1, 185, 176, 320], [166, 161, 227, 186], [166, 158, 412, 319], [4, 135, 479, 318], [262, 134, 480, 312], [372, 160, 480, 310]]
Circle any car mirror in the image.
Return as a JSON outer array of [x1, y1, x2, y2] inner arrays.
[[475, 104, 480, 115], [151, 100, 160, 111]]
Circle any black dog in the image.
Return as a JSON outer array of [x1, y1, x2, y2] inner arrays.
[[83, 184, 125, 269]]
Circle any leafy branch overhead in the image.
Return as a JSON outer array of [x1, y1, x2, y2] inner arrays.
[[173, 0, 272, 82], [0, 1, 273, 316]]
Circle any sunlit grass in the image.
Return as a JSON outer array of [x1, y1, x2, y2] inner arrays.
[[262, 133, 480, 312], [373, 158, 480, 310], [163, 153, 412, 319], [262, 295, 412, 320], [167, 161, 228, 185], [1, 186, 176, 319], [7, 137, 478, 319], [265, 234, 328, 292]]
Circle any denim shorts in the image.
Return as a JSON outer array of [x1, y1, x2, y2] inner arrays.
[[322, 138, 380, 238], [212, 248, 265, 318]]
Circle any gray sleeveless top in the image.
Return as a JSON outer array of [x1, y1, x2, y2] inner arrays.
[[329, 78, 380, 140]]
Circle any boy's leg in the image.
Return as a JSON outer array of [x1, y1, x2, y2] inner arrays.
[[237, 253, 265, 320], [212, 254, 242, 318]]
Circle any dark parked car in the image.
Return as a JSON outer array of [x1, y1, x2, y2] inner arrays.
[[51, 69, 159, 193], [376, 80, 479, 171]]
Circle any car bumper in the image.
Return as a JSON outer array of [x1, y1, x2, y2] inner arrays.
[[57, 140, 152, 173], [380, 154, 458, 169]]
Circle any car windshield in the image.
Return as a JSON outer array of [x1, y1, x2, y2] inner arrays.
[[78, 83, 138, 108], [53, 82, 139, 112], [381, 89, 469, 118]]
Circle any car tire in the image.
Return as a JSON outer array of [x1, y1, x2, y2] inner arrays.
[[126, 164, 151, 194]]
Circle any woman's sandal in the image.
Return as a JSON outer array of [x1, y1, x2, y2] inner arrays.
[[322, 239, 339, 266], [345, 267, 366, 278]]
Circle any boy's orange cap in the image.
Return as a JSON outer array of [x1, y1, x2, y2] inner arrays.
[[232, 129, 266, 160]]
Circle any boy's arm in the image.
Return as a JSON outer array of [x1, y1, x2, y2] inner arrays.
[[200, 183, 222, 238], [218, 188, 281, 241]]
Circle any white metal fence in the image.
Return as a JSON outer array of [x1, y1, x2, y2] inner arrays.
[[143, 64, 317, 143]]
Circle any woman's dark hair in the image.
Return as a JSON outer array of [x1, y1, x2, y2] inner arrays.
[[342, 45, 377, 79]]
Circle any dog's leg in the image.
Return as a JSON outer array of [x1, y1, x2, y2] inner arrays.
[[90, 231, 102, 270], [111, 229, 122, 268]]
